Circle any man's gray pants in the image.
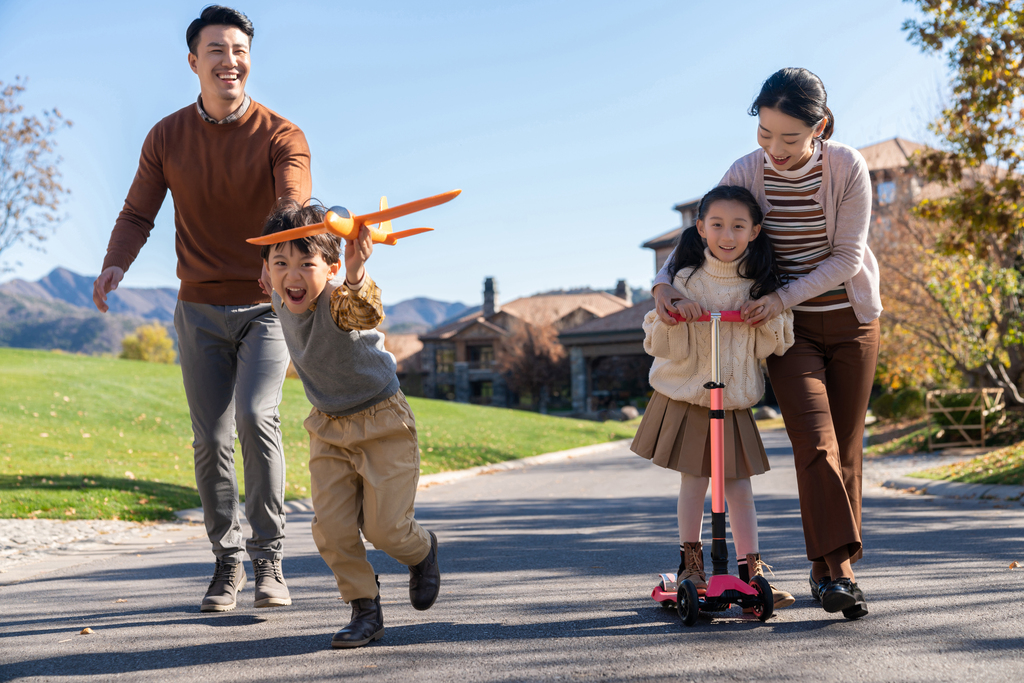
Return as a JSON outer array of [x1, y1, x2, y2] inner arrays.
[[174, 301, 290, 563]]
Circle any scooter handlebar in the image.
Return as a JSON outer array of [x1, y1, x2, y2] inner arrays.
[[669, 310, 744, 323]]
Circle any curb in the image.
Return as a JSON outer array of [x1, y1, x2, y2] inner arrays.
[[174, 439, 633, 523], [882, 476, 1024, 502]]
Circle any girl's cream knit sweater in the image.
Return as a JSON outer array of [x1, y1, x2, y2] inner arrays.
[[643, 250, 794, 410]]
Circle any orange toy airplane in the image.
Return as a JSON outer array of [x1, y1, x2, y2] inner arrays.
[[246, 189, 461, 247]]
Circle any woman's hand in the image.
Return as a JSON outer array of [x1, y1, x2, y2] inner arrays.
[[741, 292, 784, 327], [653, 283, 705, 324]]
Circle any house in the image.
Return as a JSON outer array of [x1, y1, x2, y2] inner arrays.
[[418, 277, 632, 407], [560, 138, 930, 415]]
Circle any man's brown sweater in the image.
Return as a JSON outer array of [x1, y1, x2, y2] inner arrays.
[[102, 100, 312, 304]]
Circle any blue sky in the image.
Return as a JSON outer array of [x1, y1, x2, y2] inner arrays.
[[0, 0, 946, 305]]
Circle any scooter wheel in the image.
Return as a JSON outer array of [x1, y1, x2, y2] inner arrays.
[[750, 575, 774, 622], [676, 579, 700, 627]]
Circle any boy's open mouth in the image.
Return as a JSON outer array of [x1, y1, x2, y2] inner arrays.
[[286, 287, 307, 304]]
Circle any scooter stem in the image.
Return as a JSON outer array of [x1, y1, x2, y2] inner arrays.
[[707, 312, 729, 575]]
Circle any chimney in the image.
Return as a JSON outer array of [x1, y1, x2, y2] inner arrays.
[[614, 279, 632, 305], [483, 277, 499, 317]]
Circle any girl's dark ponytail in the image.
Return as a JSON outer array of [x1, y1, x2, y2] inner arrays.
[[749, 68, 834, 140]]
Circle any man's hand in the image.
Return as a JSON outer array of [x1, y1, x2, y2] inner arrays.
[[653, 283, 705, 324], [258, 262, 273, 298], [740, 292, 784, 327], [345, 225, 373, 284], [92, 266, 125, 313]]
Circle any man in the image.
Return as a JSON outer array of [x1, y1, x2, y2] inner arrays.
[[93, 5, 311, 613]]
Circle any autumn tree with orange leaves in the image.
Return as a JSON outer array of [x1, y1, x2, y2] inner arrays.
[[887, 0, 1024, 403], [495, 322, 569, 413], [0, 77, 72, 272]]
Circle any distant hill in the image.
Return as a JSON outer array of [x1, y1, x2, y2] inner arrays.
[[0, 268, 467, 352], [381, 297, 470, 334], [0, 292, 162, 355], [0, 267, 178, 321]]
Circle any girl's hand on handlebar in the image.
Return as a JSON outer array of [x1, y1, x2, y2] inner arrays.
[[741, 292, 784, 327]]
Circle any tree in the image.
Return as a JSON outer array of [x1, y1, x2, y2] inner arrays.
[[0, 77, 72, 272], [120, 323, 177, 364], [902, 0, 1024, 402], [495, 322, 569, 413]]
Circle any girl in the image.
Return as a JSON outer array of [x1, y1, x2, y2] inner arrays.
[[632, 185, 795, 610], [651, 69, 879, 620]]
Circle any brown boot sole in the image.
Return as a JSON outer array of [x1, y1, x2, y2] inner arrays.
[[331, 627, 384, 649]]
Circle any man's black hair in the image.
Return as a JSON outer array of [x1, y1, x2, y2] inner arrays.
[[260, 200, 342, 265], [186, 5, 254, 55]]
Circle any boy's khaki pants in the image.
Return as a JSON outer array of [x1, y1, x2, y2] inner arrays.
[[305, 392, 431, 602]]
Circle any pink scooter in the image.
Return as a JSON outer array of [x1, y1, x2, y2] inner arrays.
[[649, 310, 773, 625]]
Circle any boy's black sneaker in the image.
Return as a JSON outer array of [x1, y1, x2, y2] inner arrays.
[[821, 577, 859, 613], [253, 558, 292, 608], [200, 560, 246, 612], [408, 530, 440, 611], [331, 594, 384, 648]]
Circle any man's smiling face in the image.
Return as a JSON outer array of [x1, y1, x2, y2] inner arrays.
[[187, 24, 250, 111]]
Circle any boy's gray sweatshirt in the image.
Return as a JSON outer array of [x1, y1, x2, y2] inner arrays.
[[655, 140, 882, 323], [273, 282, 399, 417]]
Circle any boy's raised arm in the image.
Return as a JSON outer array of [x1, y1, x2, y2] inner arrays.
[[330, 275, 385, 331]]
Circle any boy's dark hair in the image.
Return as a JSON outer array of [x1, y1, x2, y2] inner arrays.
[[749, 67, 834, 141], [186, 5, 254, 55], [668, 185, 784, 300], [260, 200, 342, 265]]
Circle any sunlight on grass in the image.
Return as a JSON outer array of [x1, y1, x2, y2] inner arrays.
[[909, 440, 1024, 486], [0, 348, 637, 520]]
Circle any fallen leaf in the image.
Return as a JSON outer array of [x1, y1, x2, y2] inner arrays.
[[125, 471, 135, 480], [1011, 561, 1021, 569], [115, 599, 127, 603], [80, 628, 93, 635], [39, 433, 49, 438], [138, 498, 149, 505]]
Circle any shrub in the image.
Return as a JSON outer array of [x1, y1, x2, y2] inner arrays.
[[871, 393, 896, 420], [892, 387, 925, 419], [120, 323, 176, 364]]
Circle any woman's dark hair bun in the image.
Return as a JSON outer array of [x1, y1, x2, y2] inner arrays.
[[749, 67, 834, 140]]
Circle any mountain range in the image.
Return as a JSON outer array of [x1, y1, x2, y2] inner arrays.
[[0, 268, 469, 354]]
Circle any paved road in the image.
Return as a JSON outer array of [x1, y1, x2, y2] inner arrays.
[[2, 431, 1023, 682]]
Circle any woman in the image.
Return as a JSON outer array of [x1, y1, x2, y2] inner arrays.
[[652, 68, 881, 620]]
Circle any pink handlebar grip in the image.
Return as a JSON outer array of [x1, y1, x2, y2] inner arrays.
[[669, 310, 744, 323]]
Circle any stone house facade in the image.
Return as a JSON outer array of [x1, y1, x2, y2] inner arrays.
[[418, 277, 632, 407]]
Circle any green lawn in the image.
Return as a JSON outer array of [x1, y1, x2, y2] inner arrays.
[[909, 440, 1024, 486], [0, 348, 636, 521]]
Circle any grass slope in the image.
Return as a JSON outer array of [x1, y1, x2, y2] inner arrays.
[[0, 348, 636, 521], [910, 440, 1024, 486]]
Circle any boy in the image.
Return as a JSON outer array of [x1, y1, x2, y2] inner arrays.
[[260, 201, 440, 648]]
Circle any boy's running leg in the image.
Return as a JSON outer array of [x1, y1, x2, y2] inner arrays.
[[233, 305, 291, 607], [354, 394, 436, 609], [306, 408, 385, 647]]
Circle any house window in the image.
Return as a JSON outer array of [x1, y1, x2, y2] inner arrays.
[[877, 181, 896, 206], [468, 345, 494, 369], [470, 380, 493, 405], [435, 347, 455, 374]]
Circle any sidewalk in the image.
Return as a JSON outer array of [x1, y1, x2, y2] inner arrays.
[[0, 440, 629, 586]]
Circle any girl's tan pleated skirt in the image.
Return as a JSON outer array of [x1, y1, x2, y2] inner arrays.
[[631, 391, 770, 478]]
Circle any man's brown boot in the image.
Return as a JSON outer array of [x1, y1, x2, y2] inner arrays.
[[678, 541, 708, 594], [200, 560, 246, 612]]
